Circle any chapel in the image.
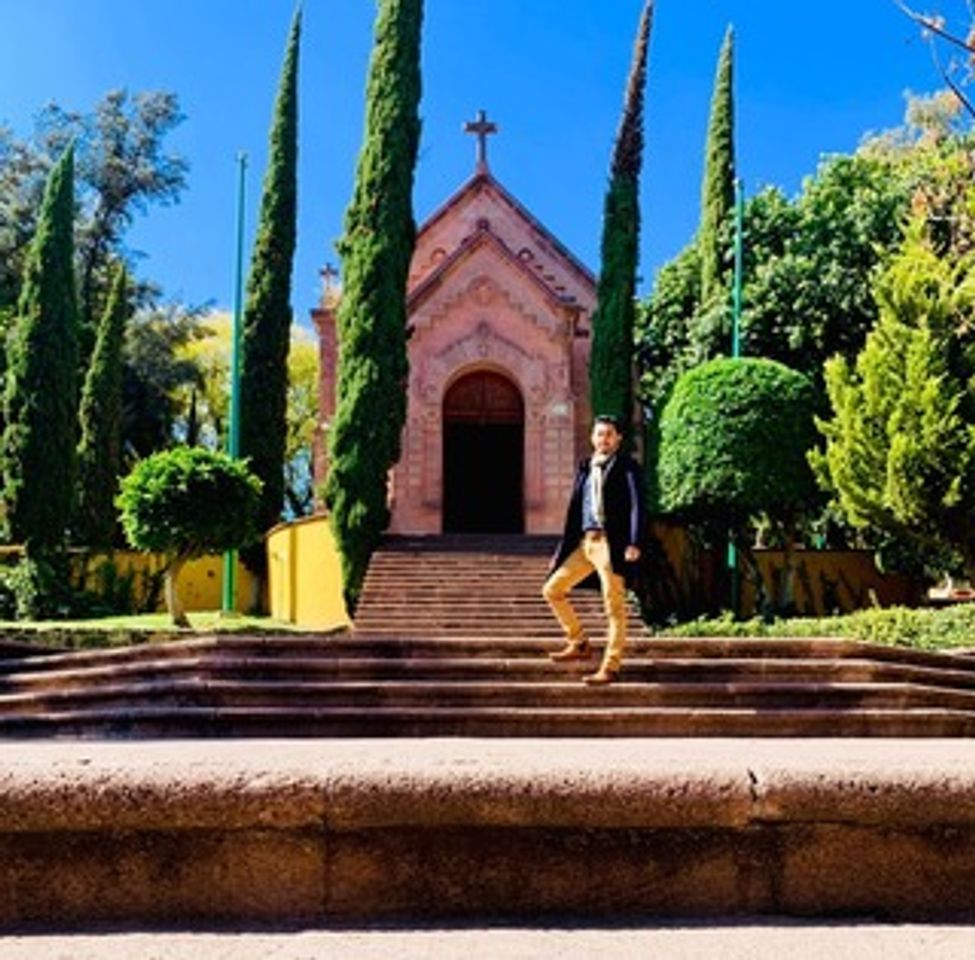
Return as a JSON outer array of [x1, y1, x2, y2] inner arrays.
[[313, 112, 597, 536]]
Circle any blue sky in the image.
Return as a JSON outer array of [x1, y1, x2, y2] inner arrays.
[[0, 1, 950, 325]]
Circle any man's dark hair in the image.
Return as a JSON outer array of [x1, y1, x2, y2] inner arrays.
[[593, 414, 624, 433]]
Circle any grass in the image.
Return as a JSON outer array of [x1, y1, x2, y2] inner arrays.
[[0, 611, 327, 652], [658, 602, 975, 653]]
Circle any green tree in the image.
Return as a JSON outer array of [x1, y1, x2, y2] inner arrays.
[[76, 263, 130, 547], [324, 0, 424, 609], [116, 446, 262, 627], [175, 313, 319, 515], [589, 0, 653, 430], [658, 357, 819, 611], [638, 153, 910, 413], [699, 25, 735, 307], [36, 91, 188, 352], [813, 225, 975, 580], [239, 11, 301, 582], [121, 302, 207, 458], [2, 144, 79, 555], [742, 154, 909, 381]]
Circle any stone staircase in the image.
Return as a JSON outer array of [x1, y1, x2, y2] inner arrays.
[[0, 535, 973, 737], [352, 534, 645, 638]]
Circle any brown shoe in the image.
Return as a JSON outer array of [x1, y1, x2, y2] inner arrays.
[[549, 638, 593, 662], [583, 666, 619, 685]]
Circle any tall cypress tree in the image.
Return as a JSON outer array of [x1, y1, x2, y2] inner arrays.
[[589, 0, 654, 430], [239, 9, 301, 579], [324, 0, 423, 609], [76, 263, 128, 548], [699, 25, 735, 306], [2, 144, 79, 555]]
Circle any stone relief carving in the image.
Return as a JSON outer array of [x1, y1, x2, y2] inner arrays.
[[412, 268, 566, 343]]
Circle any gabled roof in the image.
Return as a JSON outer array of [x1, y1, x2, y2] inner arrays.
[[416, 170, 596, 292], [408, 222, 583, 317]]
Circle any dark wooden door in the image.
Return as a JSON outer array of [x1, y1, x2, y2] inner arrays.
[[443, 372, 524, 533]]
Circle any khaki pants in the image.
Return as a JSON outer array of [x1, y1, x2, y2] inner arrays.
[[542, 531, 628, 671]]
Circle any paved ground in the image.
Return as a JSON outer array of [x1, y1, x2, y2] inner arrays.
[[1, 922, 974, 959]]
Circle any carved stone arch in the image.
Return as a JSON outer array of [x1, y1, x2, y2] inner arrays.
[[426, 322, 550, 409]]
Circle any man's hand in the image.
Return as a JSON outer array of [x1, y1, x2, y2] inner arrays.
[[624, 545, 641, 562]]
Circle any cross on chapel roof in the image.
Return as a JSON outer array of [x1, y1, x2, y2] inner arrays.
[[463, 109, 498, 173]]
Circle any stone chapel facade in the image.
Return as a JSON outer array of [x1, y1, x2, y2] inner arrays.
[[313, 118, 597, 536]]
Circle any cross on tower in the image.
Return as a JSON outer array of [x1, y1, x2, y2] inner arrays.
[[463, 109, 499, 172], [321, 263, 339, 292]]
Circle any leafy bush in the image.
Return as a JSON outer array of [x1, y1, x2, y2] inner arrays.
[[658, 357, 819, 528], [116, 446, 262, 625], [657, 357, 820, 616], [661, 603, 975, 652], [1, 556, 79, 621]]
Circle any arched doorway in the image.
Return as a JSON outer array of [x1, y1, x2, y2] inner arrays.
[[443, 370, 524, 533]]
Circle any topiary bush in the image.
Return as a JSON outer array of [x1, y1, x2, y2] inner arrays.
[[116, 446, 262, 627], [657, 357, 820, 613]]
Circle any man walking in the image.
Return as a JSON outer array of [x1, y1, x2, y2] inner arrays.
[[542, 415, 645, 685]]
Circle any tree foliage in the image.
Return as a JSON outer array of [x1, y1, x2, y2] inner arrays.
[[658, 357, 819, 531], [174, 313, 319, 515], [699, 25, 735, 307], [121, 302, 207, 458], [239, 11, 301, 576], [638, 152, 911, 412], [76, 263, 129, 547], [813, 225, 975, 580], [324, 0, 424, 609], [0, 91, 187, 354], [589, 0, 653, 430], [658, 357, 819, 614], [116, 446, 262, 625], [1, 145, 79, 555]]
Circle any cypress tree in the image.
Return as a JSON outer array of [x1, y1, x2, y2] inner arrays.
[[589, 0, 654, 431], [324, 0, 423, 609], [76, 263, 129, 548], [239, 9, 301, 579], [699, 25, 735, 306], [2, 144, 79, 555]]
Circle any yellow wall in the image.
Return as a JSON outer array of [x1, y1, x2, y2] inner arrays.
[[79, 551, 259, 613], [266, 514, 351, 629]]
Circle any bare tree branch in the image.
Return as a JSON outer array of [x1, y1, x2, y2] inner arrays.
[[928, 29, 975, 117], [894, 0, 975, 54]]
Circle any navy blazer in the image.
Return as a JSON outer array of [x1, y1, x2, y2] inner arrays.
[[549, 451, 647, 588]]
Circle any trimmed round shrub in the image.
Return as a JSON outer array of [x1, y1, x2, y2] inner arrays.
[[658, 357, 818, 528], [117, 446, 263, 558], [116, 447, 263, 626]]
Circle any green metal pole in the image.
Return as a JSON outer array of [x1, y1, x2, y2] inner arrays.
[[222, 152, 248, 615], [728, 177, 745, 615]]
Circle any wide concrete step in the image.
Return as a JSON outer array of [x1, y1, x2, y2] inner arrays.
[[4, 656, 975, 700], [3, 739, 975, 927], [4, 678, 974, 716], [7, 634, 973, 672], [3, 631, 975, 737], [2, 705, 974, 738]]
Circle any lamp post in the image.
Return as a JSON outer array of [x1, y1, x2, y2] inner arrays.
[[221, 152, 247, 615], [728, 177, 745, 615]]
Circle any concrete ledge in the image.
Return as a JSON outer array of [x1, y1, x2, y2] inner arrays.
[[2, 740, 975, 926]]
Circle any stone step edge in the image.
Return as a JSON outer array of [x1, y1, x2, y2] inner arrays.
[[5, 739, 975, 925], [1, 707, 974, 745], [3, 678, 972, 710], [6, 657, 975, 688]]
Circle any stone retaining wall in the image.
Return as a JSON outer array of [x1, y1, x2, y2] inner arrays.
[[1, 740, 974, 927]]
